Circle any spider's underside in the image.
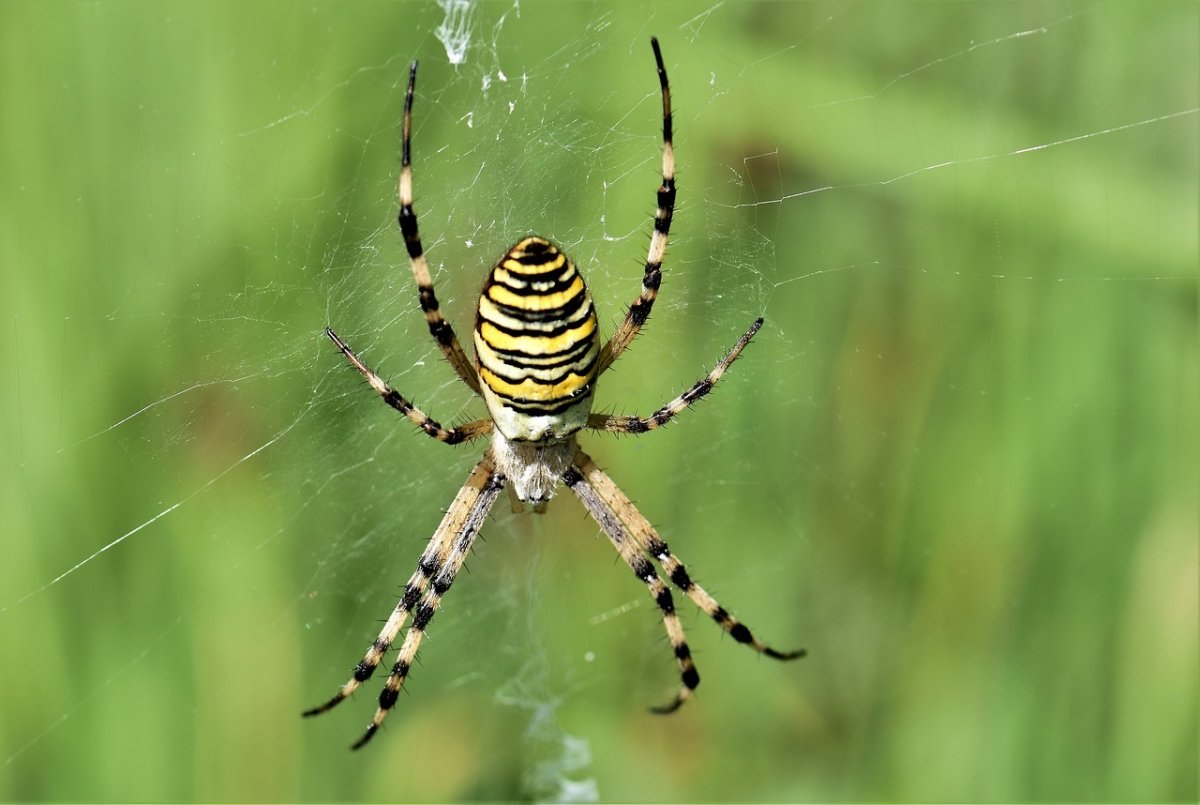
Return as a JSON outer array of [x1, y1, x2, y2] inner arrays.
[[306, 38, 804, 750]]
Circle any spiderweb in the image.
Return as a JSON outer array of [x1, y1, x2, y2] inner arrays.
[[1, 1, 1195, 801]]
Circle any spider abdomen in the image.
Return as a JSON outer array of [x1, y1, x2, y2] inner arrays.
[[474, 236, 599, 442]]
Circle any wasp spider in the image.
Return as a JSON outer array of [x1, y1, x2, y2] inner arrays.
[[306, 38, 804, 749]]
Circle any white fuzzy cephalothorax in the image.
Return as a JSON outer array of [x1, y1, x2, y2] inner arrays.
[[489, 431, 577, 503]]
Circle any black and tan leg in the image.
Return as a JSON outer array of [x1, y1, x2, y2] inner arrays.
[[302, 456, 501, 726], [597, 37, 676, 375], [326, 327, 492, 445], [301, 518, 453, 718], [398, 60, 482, 395], [573, 451, 805, 661], [351, 458, 505, 749], [563, 455, 700, 714], [588, 317, 763, 435]]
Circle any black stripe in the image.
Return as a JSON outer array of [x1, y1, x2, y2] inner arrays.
[[682, 666, 700, 690], [511, 244, 558, 264], [629, 297, 653, 327], [486, 380, 592, 407], [478, 310, 593, 341], [729, 623, 753, 644], [654, 588, 675, 614], [669, 564, 693, 591], [413, 603, 435, 630], [398, 206, 423, 259], [417, 285, 439, 313], [483, 354, 596, 389], [656, 177, 677, 234], [353, 723, 378, 748], [499, 263, 568, 283], [427, 319, 455, 346], [631, 557, 656, 582], [487, 351, 597, 386], [495, 340, 596, 372], [485, 285, 590, 323], [494, 394, 591, 417], [489, 266, 578, 297], [643, 265, 662, 291], [681, 379, 712, 403], [382, 391, 413, 416], [479, 329, 596, 365]]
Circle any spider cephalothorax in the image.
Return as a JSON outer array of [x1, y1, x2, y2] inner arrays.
[[306, 38, 804, 750]]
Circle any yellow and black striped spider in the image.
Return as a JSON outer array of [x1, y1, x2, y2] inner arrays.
[[305, 38, 804, 749]]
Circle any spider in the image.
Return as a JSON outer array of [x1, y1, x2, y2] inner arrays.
[[305, 38, 805, 749]]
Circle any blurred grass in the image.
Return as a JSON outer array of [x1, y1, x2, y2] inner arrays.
[[1, 1, 1196, 802]]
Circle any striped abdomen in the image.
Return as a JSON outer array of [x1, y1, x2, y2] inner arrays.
[[474, 236, 598, 442]]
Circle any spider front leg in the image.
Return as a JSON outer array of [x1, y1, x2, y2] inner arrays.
[[588, 318, 763, 435], [397, 60, 482, 395], [597, 37, 676, 375], [574, 451, 805, 662], [326, 328, 492, 445]]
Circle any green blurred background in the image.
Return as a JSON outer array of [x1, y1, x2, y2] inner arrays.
[[1, 1, 1196, 801]]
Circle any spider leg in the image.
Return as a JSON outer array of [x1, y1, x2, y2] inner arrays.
[[350, 459, 505, 750], [302, 456, 499, 722], [573, 451, 805, 661], [302, 522, 453, 717], [587, 318, 763, 435], [597, 37, 675, 375], [326, 327, 492, 445], [563, 454, 699, 714], [398, 60, 483, 395]]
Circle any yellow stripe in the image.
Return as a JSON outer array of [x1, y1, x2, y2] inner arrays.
[[478, 318, 596, 357], [474, 328, 591, 371], [477, 296, 592, 336], [512, 236, 553, 252], [486, 275, 585, 312], [479, 365, 592, 402], [500, 251, 567, 275], [492, 262, 576, 290]]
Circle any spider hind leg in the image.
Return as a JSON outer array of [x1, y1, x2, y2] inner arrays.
[[563, 462, 701, 713], [572, 451, 805, 666]]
